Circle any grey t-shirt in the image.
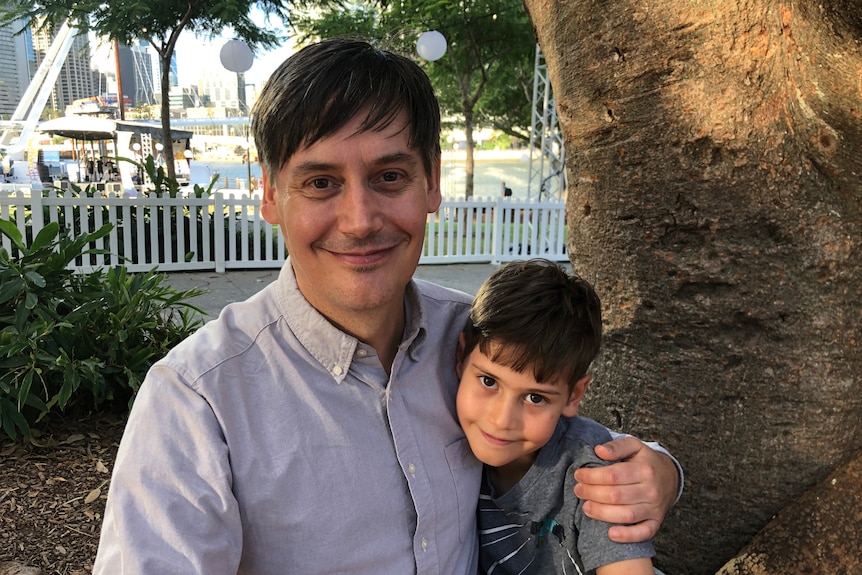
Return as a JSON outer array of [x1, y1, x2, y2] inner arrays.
[[478, 416, 655, 574]]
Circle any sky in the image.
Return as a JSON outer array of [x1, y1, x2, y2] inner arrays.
[[174, 33, 296, 87], [90, 8, 296, 89]]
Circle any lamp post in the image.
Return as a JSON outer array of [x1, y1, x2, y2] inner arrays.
[[155, 142, 164, 167], [184, 148, 193, 180], [220, 40, 255, 193]]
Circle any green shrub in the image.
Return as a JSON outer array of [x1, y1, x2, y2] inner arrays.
[[0, 218, 205, 440]]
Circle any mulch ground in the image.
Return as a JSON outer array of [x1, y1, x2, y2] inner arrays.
[[0, 413, 127, 575]]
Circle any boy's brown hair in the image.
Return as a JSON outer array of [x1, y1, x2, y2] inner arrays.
[[462, 259, 602, 391]]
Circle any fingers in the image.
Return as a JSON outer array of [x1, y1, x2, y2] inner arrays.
[[607, 519, 661, 544], [593, 436, 644, 462], [581, 498, 661, 543], [574, 472, 658, 512]]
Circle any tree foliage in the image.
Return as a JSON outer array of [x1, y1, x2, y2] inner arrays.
[[290, 0, 536, 197], [1, 0, 292, 179]]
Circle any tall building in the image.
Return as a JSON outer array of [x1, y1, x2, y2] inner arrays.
[[196, 67, 252, 114], [131, 40, 156, 105], [30, 18, 95, 112], [152, 49, 181, 109], [0, 14, 33, 118], [115, 40, 156, 106]]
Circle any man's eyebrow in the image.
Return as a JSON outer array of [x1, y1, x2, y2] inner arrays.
[[291, 161, 336, 177], [373, 152, 418, 167], [292, 152, 419, 176]]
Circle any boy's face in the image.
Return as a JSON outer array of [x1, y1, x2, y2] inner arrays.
[[456, 337, 589, 482]]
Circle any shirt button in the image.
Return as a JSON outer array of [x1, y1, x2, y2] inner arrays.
[[333, 365, 343, 376], [356, 348, 367, 357], [407, 463, 416, 475], [421, 538, 428, 551]]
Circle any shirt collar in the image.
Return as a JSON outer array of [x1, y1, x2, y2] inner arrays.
[[277, 259, 428, 381]]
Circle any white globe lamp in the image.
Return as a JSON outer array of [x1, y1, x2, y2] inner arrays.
[[416, 31, 447, 62], [220, 39, 254, 73]]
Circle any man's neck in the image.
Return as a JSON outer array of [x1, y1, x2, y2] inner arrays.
[[328, 300, 406, 374]]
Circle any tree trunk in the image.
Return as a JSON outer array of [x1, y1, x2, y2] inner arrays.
[[716, 449, 862, 574], [464, 104, 476, 198], [522, 1, 862, 573], [159, 51, 177, 181]]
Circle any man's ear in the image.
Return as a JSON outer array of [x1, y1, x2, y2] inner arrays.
[[260, 167, 279, 225], [455, 332, 467, 377], [562, 374, 591, 417], [426, 158, 442, 214]]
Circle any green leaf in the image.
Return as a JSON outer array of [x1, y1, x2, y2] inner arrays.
[[0, 219, 25, 251], [1, 398, 31, 440], [24, 270, 47, 288], [0, 278, 24, 305], [30, 221, 60, 251], [24, 291, 38, 310], [57, 370, 79, 408], [18, 369, 34, 411]]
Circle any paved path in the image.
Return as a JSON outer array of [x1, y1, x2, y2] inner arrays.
[[165, 263, 504, 320]]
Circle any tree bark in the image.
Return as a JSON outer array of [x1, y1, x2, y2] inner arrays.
[[522, 0, 862, 573], [159, 51, 177, 181], [716, 449, 862, 574]]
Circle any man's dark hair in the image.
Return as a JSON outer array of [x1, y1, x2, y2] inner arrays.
[[463, 259, 602, 390], [251, 37, 441, 178]]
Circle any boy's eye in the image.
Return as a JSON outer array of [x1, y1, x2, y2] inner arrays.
[[479, 375, 497, 389], [526, 393, 547, 405]]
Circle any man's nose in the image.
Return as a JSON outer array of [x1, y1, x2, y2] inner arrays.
[[337, 182, 383, 236]]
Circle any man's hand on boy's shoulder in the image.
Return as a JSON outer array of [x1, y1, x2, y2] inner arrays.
[[572, 436, 679, 543]]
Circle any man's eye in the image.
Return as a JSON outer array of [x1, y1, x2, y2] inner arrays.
[[311, 178, 330, 189], [526, 393, 547, 405], [381, 171, 399, 182], [479, 375, 497, 389]]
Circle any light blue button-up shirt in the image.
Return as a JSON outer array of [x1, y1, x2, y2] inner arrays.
[[94, 259, 482, 574]]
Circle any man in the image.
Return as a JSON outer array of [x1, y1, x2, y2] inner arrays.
[[93, 38, 679, 574]]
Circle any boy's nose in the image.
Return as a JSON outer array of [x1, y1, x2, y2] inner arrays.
[[488, 397, 518, 430]]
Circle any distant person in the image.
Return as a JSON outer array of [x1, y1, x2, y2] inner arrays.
[[457, 259, 657, 574], [501, 180, 513, 197], [86, 157, 95, 182], [93, 38, 680, 575]]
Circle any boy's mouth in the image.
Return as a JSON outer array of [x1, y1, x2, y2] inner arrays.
[[480, 429, 514, 446]]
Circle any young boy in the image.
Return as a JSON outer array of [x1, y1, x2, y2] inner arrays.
[[456, 259, 655, 575]]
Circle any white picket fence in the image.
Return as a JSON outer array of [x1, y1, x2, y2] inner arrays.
[[0, 186, 567, 273]]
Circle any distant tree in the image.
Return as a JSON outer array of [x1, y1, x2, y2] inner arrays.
[[41, 106, 62, 120], [291, 0, 535, 197], [1, 0, 291, 180]]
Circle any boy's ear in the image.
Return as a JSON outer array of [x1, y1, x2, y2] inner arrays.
[[455, 333, 467, 377], [562, 374, 591, 417]]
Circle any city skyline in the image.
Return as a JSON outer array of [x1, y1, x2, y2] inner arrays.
[[1, 18, 295, 119], [91, 30, 296, 92]]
